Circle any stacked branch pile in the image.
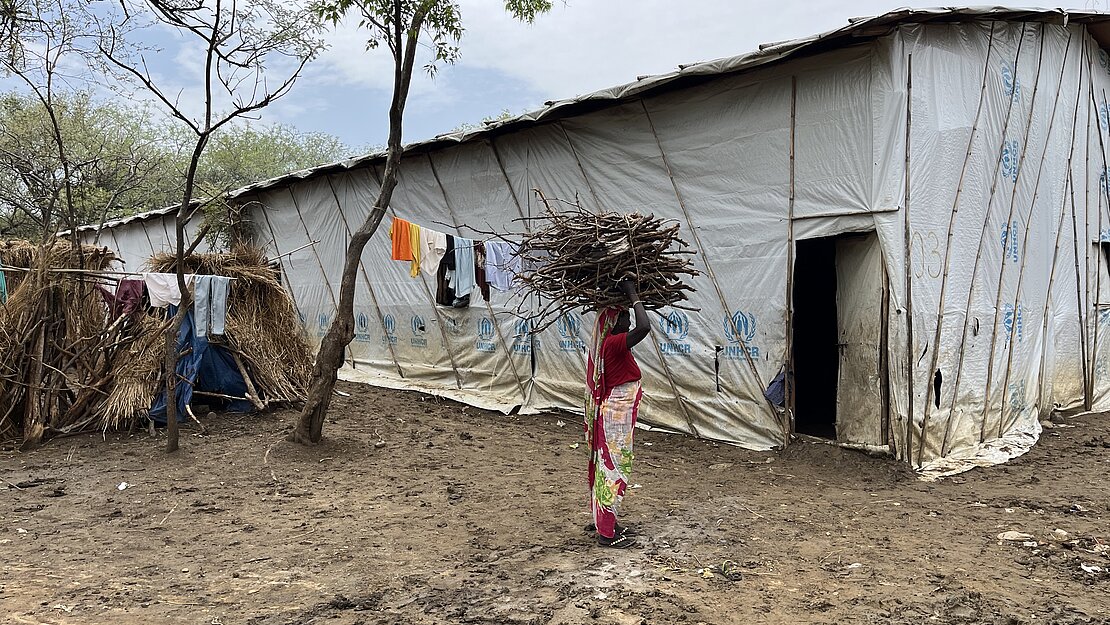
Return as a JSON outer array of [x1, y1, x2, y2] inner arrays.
[[0, 241, 311, 445], [0, 240, 130, 443], [517, 196, 699, 328]]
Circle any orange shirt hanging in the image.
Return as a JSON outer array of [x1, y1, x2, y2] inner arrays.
[[390, 217, 415, 262]]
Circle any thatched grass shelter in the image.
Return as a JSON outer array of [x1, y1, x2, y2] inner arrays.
[[0, 241, 310, 445]]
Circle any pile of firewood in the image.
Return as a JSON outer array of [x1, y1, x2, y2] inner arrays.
[[517, 192, 699, 327], [0, 240, 133, 444]]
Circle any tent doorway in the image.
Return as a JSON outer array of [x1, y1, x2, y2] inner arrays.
[[792, 231, 888, 445]]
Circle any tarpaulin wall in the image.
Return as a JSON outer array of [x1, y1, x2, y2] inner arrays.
[[239, 44, 883, 453], [76, 211, 208, 272], [871, 21, 1110, 467], [95, 20, 1110, 466]]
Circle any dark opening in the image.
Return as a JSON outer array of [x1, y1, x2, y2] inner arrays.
[[792, 237, 839, 439], [933, 370, 942, 409]]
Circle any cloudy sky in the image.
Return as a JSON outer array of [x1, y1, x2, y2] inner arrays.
[[137, 1, 1110, 152]]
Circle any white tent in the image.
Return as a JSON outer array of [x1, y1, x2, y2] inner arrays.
[[88, 8, 1110, 469], [73, 205, 208, 272]]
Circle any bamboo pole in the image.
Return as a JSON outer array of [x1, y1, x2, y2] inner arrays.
[[557, 121, 604, 211], [553, 124, 703, 438], [324, 175, 406, 379], [252, 199, 311, 362], [978, 26, 1048, 443], [286, 188, 349, 368], [367, 165, 466, 391], [639, 98, 780, 437], [902, 51, 916, 463], [994, 28, 1072, 439], [489, 137, 544, 372], [1034, 174, 1075, 416], [1025, 38, 1086, 431], [939, 26, 1033, 454], [1089, 83, 1110, 405], [915, 24, 998, 465], [1070, 156, 1091, 409], [1093, 58, 1110, 407], [785, 75, 797, 440], [425, 153, 529, 403]]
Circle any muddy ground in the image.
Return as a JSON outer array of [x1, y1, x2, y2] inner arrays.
[[1, 381, 1108, 625]]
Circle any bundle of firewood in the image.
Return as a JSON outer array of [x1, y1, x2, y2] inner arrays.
[[517, 192, 699, 326]]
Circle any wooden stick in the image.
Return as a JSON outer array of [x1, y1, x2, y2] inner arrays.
[[978, 25, 1048, 444], [785, 74, 797, 440], [916, 24, 997, 464], [230, 351, 265, 411], [939, 25, 1032, 456], [902, 51, 916, 463]]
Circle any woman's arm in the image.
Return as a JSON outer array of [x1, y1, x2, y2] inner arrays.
[[620, 280, 651, 349]]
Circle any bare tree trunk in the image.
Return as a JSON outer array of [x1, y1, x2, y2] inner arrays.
[[163, 310, 181, 452], [290, 225, 376, 443], [291, 2, 423, 444]]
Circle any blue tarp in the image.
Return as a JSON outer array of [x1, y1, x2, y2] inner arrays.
[[150, 307, 252, 423]]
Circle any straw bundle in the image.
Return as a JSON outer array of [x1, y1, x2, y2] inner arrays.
[[98, 314, 171, 429], [144, 244, 312, 406], [517, 193, 699, 327], [0, 240, 309, 445], [0, 240, 123, 444]]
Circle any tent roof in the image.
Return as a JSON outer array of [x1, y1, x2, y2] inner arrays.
[[83, 6, 1110, 231]]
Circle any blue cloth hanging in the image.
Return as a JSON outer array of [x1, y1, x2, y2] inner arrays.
[[149, 307, 251, 423]]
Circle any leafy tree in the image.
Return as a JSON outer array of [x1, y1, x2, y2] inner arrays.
[[292, 0, 553, 445], [99, 0, 326, 452], [0, 89, 352, 240], [0, 90, 177, 238]]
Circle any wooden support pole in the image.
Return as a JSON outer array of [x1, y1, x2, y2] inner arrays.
[[560, 116, 703, 438], [915, 24, 997, 465], [914, 24, 1003, 464], [901, 51, 916, 463], [939, 24, 1032, 456], [639, 98, 779, 439], [977, 25, 1047, 443], [785, 75, 797, 441], [287, 188, 350, 369], [426, 153, 529, 403]]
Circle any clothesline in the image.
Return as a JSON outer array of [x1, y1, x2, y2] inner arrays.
[[388, 216, 522, 303], [0, 265, 237, 280]]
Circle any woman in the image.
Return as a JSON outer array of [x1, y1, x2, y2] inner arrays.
[[585, 280, 650, 548]]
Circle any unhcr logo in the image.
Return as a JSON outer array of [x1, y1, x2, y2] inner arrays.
[[316, 312, 330, 338], [512, 318, 533, 355], [476, 317, 497, 353], [1003, 304, 1024, 344], [1000, 139, 1019, 183], [556, 313, 585, 353], [410, 314, 427, 348], [722, 310, 758, 360], [354, 310, 370, 343], [381, 313, 398, 346], [1000, 59, 1021, 100], [658, 309, 691, 356]]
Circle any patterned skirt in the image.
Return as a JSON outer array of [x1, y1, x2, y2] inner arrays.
[[586, 380, 643, 539]]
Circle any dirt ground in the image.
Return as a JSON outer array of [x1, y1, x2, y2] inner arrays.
[[1, 382, 1108, 625]]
